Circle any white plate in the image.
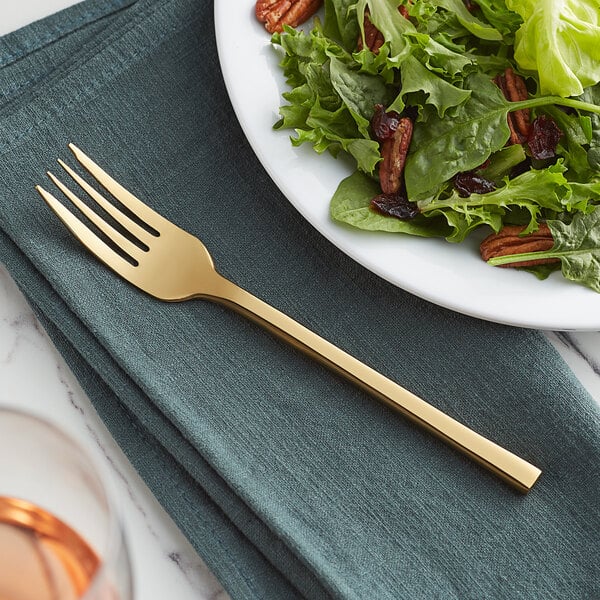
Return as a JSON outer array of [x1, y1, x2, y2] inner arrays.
[[214, 2, 600, 331]]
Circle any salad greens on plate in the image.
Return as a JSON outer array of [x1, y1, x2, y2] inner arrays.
[[270, 0, 600, 292]]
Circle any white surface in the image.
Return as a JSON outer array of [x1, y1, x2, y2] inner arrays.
[[0, 4, 598, 600], [0, 4, 227, 600], [215, 1, 600, 331]]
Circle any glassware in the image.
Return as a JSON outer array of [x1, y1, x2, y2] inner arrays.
[[0, 406, 133, 600]]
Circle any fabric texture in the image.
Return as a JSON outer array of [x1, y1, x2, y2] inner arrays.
[[0, 1, 598, 598]]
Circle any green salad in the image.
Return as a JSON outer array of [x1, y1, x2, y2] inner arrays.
[[271, 0, 600, 291]]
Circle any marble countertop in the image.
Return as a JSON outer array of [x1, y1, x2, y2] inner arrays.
[[1, 3, 600, 600]]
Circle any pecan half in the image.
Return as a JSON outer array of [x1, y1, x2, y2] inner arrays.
[[357, 10, 384, 53], [256, 0, 322, 33], [398, 4, 411, 19], [480, 224, 558, 268], [379, 117, 413, 194], [493, 68, 531, 144]]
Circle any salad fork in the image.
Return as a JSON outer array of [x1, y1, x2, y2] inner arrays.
[[37, 144, 542, 493]]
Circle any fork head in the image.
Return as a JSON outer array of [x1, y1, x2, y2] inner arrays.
[[37, 144, 220, 301]]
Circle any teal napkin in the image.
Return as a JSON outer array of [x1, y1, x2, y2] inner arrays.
[[0, 1, 598, 598]]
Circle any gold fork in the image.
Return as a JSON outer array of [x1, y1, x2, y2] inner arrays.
[[37, 144, 541, 493]]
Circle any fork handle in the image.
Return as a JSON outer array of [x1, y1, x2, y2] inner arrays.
[[208, 274, 541, 493]]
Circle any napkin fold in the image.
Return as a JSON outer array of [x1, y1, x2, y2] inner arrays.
[[0, 1, 598, 598]]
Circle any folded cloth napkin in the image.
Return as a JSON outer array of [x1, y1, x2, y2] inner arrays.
[[0, 1, 598, 598]]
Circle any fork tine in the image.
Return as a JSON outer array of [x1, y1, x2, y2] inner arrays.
[[36, 185, 140, 279], [69, 143, 169, 232], [57, 159, 156, 248], [47, 171, 145, 264]]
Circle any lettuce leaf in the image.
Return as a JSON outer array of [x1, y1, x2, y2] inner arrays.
[[417, 162, 576, 242], [323, 0, 360, 50], [579, 84, 600, 171], [404, 73, 512, 199], [355, 0, 415, 58], [543, 209, 600, 292], [272, 25, 387, 173], [472, 0, 522, 37], [507, 0, 600, 97], [329, 170, 451, 237], [430, 0, 503, 41], [387, 54, 472, 117]]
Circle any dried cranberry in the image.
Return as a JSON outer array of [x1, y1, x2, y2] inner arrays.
[[371, 104, 401, 142], [463, 0, 479, 12], [527, 115, 563, 160], [454, 172, 496, 197], [510, 157, 531, 178], [371, 192, 419, 220]]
